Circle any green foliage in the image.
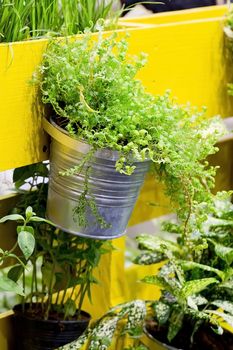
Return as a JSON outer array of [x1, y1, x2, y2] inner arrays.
[[134, 193, 233, 344], [0, 275, 24, 296], [69, 193, 233, 349], [0, 162, 112, 320], [39, 31, 225, 227], [226, 8, 233, 32], [59, 300, 148, 350], [0, 0, 118, 43]]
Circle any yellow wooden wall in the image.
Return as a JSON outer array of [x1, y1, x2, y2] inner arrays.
[[122, 4, 228, 25], [0, 6, 233, 349]]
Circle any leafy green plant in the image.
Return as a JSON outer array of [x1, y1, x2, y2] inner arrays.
[[39, 31, 225, 228], [59, 300, 150, 350], [0, 162, 111, 320], [60, 192, 233, 349], [134, 192, 233, 347], [0, 0, 118, 43]]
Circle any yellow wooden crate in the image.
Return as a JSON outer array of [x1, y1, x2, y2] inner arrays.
[[122, 4, 228, 25]]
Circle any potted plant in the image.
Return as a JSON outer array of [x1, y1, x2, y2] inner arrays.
[[0, 162, 111, 349], [39, 30, 225, 239], [58, 191, 233, 350], [134, 192, 233, 349]]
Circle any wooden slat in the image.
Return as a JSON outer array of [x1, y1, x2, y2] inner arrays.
[[122, 4, 228, 24], [0, 312, 14, 350], [0, 26, 144, 172]]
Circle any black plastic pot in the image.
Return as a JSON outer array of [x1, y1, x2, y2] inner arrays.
[[144, 326, 181, 350], [13, 304, 91, 350]]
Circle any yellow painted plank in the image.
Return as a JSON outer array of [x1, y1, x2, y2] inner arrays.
[[0, 26, 143, 172], [122, 4, 228, 25], [0, 39, 49, 171], [125, 17, 233, 116], [1, 16, 232, 171], [0, 311, 14, 350]]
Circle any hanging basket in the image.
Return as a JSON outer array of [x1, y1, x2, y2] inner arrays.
[[43, 118, 150, 240]]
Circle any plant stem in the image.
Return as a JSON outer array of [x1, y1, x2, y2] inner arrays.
[[44, 261, 55, 320]]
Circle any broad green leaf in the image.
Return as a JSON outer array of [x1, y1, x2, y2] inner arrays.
[[167, 310, 184, 342], [182, 278, 217, 298], [179, 260, 224, 280], [136, 234, 180, 253], [18, 230, 35, 259], [17, 225, 34, 235], [64, 298, 77, 318], [153, 301, 170, 325], [89, 316, 119, 350], [7, 265, 24, 282], [187, 295, 208, 310], [134, 252, 165, 265], [142, 275, 176, 296], [58, 330, 90, 349], [206, 217, 233, 228], [212, 300, 233, 316], [0, 276, 24, 296], [0, 214, 24, 224], [214, 243, 233, 265], [123, 300, 146, 336]]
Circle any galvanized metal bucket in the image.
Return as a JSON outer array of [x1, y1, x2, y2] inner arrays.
[[43, 118, 150, 240]]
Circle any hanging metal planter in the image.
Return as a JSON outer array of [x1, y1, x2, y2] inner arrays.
[[43, 118, 150, 240]]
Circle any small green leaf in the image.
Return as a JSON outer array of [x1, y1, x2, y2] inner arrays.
[[214, 243, 233, 265], [211, 325, 223, 335], [167, 309, 184, 342], [30, 216, 54, 225], [7, 265, 24, 282], [182, 278, 217, 298], [134, 252, 165, 265], [153, 301, 170, 325], [18, 230, 35, 259], [25, 206, 35, 220], [219, 278, 233, 289], [136, 234, 180, 253], [0, 276, 24, 296], [64, 298, 77, 318], [0, 214, 24, 224]]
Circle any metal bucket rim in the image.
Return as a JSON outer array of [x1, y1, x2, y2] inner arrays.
[[45, 214, 126, 240], [43, 117, 150, 163]]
